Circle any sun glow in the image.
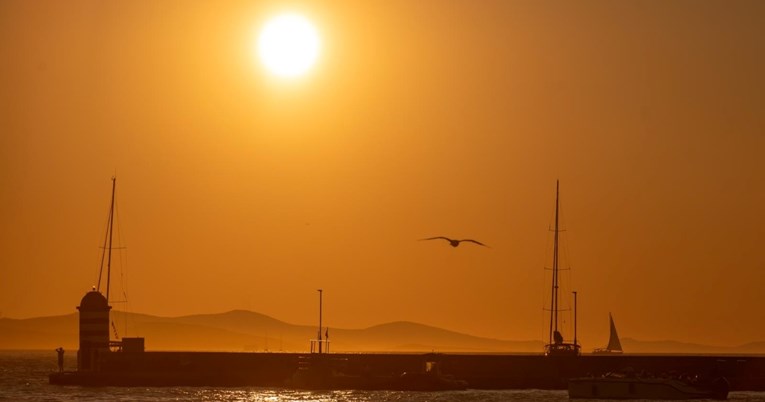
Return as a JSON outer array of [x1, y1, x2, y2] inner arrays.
[[257, 14, 320, 78]]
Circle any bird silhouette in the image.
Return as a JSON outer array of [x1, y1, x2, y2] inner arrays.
[[420, 236, 489, 248]]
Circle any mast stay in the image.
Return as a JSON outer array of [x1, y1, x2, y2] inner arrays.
[[96, 176, 117, 302]]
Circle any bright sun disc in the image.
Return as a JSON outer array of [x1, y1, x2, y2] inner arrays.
[[258, 14, 320, 78]]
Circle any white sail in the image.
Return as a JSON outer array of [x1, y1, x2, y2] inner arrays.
[[606, 313, 623, 352]]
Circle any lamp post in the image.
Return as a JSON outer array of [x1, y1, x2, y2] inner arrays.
[[317, 289, 323, 354], [573, 291, 578, 348]]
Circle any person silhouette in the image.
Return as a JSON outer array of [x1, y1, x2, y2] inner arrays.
[[55, 347, 64, 372]]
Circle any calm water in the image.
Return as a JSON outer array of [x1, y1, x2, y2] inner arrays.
[[2, 350, 764, 401]]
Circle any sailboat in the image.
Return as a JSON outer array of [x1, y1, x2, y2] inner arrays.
[[593, 313, 623, 354], [544, 180, 581, 357]]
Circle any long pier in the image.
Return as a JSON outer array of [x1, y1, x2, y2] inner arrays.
[[49, 351, 765, 390]]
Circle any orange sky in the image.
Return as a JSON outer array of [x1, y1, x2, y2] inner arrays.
[[1, 0, 764, 349]]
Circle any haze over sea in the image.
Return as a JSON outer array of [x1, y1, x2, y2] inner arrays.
[[1, 351, 763, 402]]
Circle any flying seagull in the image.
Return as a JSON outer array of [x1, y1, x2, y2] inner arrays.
[[420, 236, 489, 248]]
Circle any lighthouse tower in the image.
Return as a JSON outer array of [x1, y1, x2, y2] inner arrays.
[[77, 289, 111, 371]]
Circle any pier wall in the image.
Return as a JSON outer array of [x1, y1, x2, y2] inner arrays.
[[52, 351, 765, 390]]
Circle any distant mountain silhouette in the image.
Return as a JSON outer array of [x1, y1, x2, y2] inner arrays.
[[2, 310, 764, 354], [0, 310, 538, 352], [0, 313, 79, 349], [736, 341, 765, 354], [350, 321, 541, 351], [173, 309, 290, 331]]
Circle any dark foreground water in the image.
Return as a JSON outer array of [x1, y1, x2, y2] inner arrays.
[[2, 350, 764, 401]]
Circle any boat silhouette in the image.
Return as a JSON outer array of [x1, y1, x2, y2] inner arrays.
[[569, 369, 729, 400], [593, 313, 624, 354], [543, 180, 581, 357]]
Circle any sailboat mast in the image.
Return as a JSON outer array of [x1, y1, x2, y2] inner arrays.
[[549, 180, 560, 343], [105, 177, 116, 302]]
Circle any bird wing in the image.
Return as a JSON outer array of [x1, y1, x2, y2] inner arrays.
[[420, 236, 452, 242], [461, 239, 489, 247]]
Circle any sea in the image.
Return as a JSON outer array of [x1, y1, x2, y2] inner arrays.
[[2, 351, 764, 402]]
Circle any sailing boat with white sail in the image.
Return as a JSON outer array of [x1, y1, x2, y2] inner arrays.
[[593, 313, 623, 354]]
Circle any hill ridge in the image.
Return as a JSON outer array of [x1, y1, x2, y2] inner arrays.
[[2, 310, 764, 354]]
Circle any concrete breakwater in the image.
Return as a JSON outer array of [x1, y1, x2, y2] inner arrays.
[[49, 351, 765, 390]]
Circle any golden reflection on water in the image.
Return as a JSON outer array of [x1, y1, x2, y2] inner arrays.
[[185, 389, 394, 402], [165, 389, 567, 402]]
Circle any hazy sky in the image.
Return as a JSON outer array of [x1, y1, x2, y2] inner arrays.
[[1, 0, 763, 349]]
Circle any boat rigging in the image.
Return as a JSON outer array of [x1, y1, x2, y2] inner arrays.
[[544, 180, 581, 356]]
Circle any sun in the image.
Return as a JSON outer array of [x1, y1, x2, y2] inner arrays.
[[257, 14, 320, 78]]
